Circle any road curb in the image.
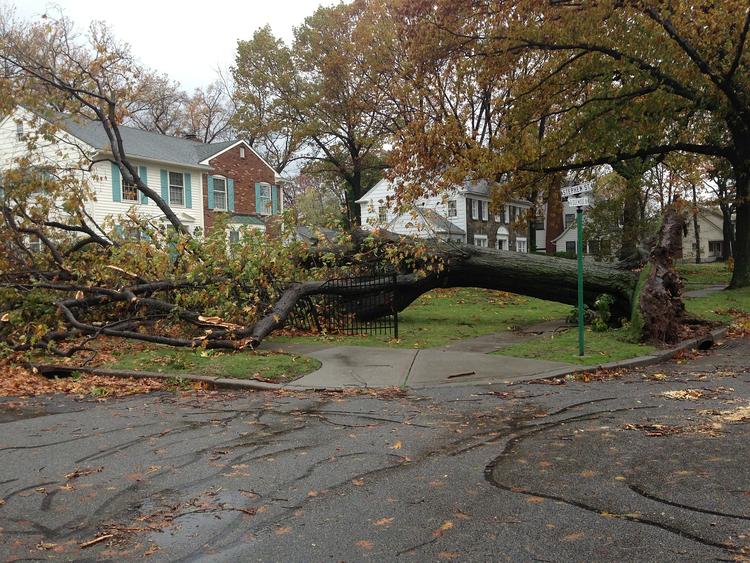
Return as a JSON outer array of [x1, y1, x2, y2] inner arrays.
[[518, 325, 729, 384], [48, 366, 284, 392]]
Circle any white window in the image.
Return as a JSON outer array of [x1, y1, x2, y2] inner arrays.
[[471, 199, 478, 220], [447, 200, 457, 218], [15, 122, 24, 142], [516, 237, 527, 253], [473, 235, 488, 247], [28, 234, 42, 253], [213, 177, 227, 211], [240, 147, 246, 159], [565, 213, 576, 228], [258, 183, 272, 215], [378, 206, 387, 223], [122, 181, 138, 202], [494, 205, 504, 223], [169, 171, 184, 206], [229, 229, 240, 245], [481, 200, 489, 221]]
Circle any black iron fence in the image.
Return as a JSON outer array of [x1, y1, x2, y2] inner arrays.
[[283, 272, 399, 339]]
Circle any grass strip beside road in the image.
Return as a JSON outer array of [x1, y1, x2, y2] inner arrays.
[[494, 327, 655, 366], [106, 347, 320, 384]]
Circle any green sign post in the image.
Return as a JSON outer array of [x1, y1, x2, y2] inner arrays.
[[562, 182, 593, 358], [576, 206, 584, 356]]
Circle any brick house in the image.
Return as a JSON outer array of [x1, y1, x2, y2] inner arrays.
[[198, 140, 281, 240]]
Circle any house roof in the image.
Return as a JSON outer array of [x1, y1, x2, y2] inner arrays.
[[412, 207, 465, 235], [48, 113, 244, 169]]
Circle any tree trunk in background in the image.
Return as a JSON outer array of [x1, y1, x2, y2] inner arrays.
[[691, 183, 701, 264], [545, 175, 564, 254], [721, 205, 734, 260], [730, 165, 750, 288], [619, 176, 642, 262]]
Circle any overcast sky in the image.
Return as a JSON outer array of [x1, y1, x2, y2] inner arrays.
[[11, 0, 337, 91]]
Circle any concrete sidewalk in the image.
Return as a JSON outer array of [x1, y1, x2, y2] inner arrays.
[[282, 345, 568, 389]]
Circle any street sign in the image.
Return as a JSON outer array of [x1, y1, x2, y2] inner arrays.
[[568, 196, 590, 208], [560, 181, 594, 198]]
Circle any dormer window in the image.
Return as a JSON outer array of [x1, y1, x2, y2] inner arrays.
[[240, 147, 246, 159], [15, 122, 24, 141]]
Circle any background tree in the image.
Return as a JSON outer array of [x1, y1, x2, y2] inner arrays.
[[125, 73, 187, 136], [233, 3, 394, 228]]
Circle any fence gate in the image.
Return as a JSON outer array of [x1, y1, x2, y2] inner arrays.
[[320, 272, 399, 338]]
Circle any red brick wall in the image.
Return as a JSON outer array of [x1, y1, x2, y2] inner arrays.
[[202, 143, 276, 232]]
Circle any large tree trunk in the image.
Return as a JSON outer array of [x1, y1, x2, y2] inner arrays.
[[639, 204, 689, 343]]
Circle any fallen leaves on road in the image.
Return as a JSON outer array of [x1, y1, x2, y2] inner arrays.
[[355, 539, 374, 550], [65, 466, 104, 481], [433, 520, 454, 537], [623, 423, 683, 437], [374, 517, 394, 526], [390, 441, 402, 450], [661, 389, 707, 400], [79, 535, 114, 549], [0, 361, 167, 398], [700, 404, 750, 423]]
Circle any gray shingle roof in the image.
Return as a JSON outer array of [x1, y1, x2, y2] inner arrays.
[[53, 114, 236, 168]]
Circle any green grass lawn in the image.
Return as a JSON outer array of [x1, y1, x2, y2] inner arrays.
[[268, 288, 570, 349], [676, 262, 732, 289], [495, 327, 655, 366], [677, 261, 749, 322], [684, 287, 750, 322], [105, 347, 320, 383]]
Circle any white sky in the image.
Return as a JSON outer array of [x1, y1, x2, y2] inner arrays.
[[11, 0, 337, 91]]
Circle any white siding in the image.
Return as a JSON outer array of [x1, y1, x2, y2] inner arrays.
[[358, 178, 467, 242], [681, 210, 726, 263]]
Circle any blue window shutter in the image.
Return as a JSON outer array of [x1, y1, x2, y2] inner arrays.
[[228, 179, 235, 212], [160, 169, 168, 202], [138, 166, 148, 204], [111, 163, 121, 202], [255, 182, 261, 214], [184, 173, 192, 208], [271, 184, 279, 214], [207, 176, 215, 209]]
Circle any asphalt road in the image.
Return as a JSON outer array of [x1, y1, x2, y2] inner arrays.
[[1, 337, 749, 562]]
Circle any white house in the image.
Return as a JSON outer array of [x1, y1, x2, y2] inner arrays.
[[357, 178, 532, 250], [681, 206, 729, 263], [0, 108, 209, 236]]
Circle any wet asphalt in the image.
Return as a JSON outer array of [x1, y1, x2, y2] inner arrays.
[[1, 337, 749, 562]]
